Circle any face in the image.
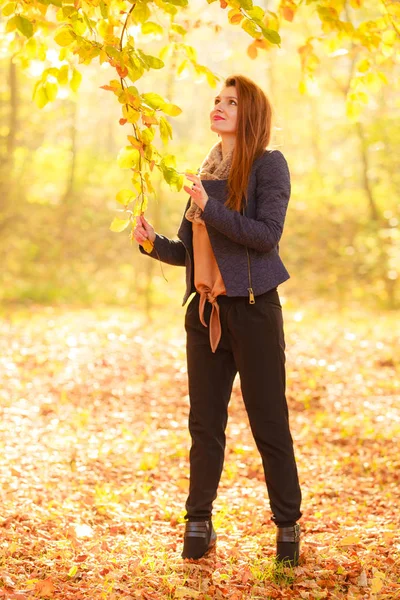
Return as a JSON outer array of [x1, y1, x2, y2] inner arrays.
[[210, 86, 238, 135]]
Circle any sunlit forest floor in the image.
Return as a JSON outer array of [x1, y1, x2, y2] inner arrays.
[[1, 304, 399, 600]]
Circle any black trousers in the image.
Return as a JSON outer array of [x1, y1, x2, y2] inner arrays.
[[184, 287, 302, 527]]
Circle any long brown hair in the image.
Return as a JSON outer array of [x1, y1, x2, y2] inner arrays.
[[223, 75, 273, 212]]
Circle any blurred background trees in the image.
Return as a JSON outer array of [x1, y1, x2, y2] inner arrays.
[[0, 0, 399, 312]]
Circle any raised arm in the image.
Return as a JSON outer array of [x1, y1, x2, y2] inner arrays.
[[201, 150, 291, 253], [138, 198, 191, 266]]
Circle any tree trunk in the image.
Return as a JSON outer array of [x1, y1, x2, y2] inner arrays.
[[0, 55, 18, 228]]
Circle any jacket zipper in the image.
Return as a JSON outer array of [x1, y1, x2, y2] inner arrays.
[[241, 205, 255, 304], [246, 246, 255, 304]]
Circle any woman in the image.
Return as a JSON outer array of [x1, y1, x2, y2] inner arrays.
[[134, 74, 302, 566]]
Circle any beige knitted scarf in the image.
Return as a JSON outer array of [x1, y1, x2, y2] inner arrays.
[[185, 141, 233, 225]]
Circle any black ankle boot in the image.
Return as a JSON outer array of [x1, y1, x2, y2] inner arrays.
[[181, 520, 217, 560], [276, 523, 301, 566]]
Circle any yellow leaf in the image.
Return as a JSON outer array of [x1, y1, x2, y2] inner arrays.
[[5, 14, 18, 32], [33, 84, 49, 109], [241, 18, 262, 39], [116, 189, 135, 206], [357, 58, 370, 73], [339, 535, 361, 546], [382, 30, 396, 45], [57, 64, 69, 85], [122, 105, 140, 124], [54, 27, 76, 47], [71, 17, 86, 36], [371, 571, 385, 594], [110, 217, 130, 232], [117, 146, 140, 169], [177, 59, 189, 76], [2, 2, 16, 16], [70, 68, 82, 92], [162, 103, 182, 117], [176, 477, 189, 491], [68, 565, 78, 577], [346, 99, 361, 122], [299, 80, 307, 95], [44, 81, 57, 101], [144, 173, 155, 195], [142, 21, 163, 35], [141, 239, 154, 253]]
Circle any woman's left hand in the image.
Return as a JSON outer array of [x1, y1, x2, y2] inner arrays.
[[184, 173, 209, 211]]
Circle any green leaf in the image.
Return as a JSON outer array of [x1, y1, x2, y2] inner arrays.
[[141, 127, 155, 144], [68, 565, 78, 578], [238, 0, 253, 9], [128, 3, 150, 24], [110, 217, 131, 232], [141, 92, 166, 110], [141, 21, 164, 35], [160, 154, 177, 169], [2, 3, 16, 17], [117, 147, 140, 169], [137, 50, 164, 70], [105, 45, 120, 59], [99, 0, 108, 18], [165, 0, 188, 6], [162, 168, 183, 191], [116, 189, 135, 206], [317, 6, 338, 21], [241, 18, 261, 38], [54, 26, 76, 47], [127, 65, 144, 83], [161, 103, 182, 117], [246, 6, 264, 20], [259, 25, 281, 44], [126, 85, 140, 96], [16, 15, 33, 38], [70, 68, 82, 92], [71, 16, 87, 36], [62, 5, 76, 18]]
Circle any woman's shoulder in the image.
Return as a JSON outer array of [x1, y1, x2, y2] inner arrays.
[[252, 148, 290, 178], [255, 148, 288, 167]]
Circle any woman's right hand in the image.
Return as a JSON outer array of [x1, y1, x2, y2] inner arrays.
[[133, 214, 156, 246]]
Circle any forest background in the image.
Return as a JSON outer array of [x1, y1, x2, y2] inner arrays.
[[1, 1, 400, 598], [1, 0, 399, 313]]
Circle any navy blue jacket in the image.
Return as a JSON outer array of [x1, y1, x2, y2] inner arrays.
[[139, 149, 291, 306]]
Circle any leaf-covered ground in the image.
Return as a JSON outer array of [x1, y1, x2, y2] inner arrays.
[[0, 305, 399, 600]]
